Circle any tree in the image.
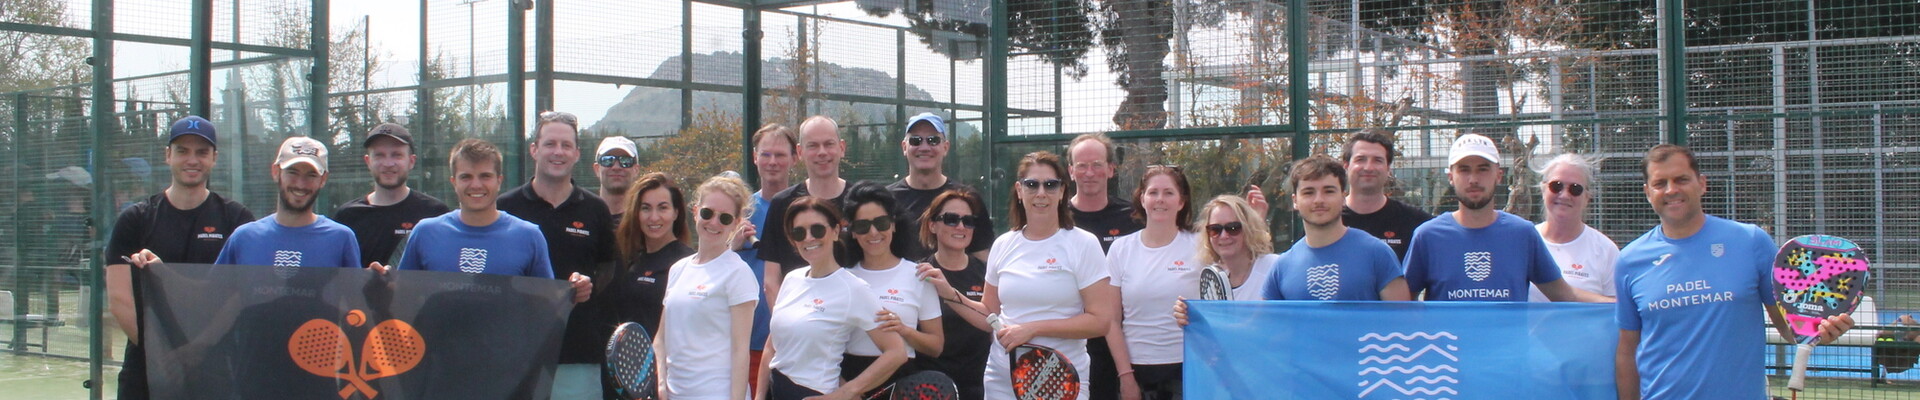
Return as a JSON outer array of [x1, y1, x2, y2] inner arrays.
[[637, 107, 743, 191]]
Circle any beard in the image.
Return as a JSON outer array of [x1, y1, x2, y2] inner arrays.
[[603, 184, 628, 196], [375, 174, 407, 190], [1455, 193, 1493, 210], [280, 191, 315, 214]]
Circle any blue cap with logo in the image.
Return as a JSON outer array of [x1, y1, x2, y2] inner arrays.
[[905, 112, 947, 136], [168, 116, 217, 147]]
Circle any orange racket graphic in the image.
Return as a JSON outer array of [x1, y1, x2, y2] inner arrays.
[[289, 319, 376, 398], [338, 319, 427, 398]]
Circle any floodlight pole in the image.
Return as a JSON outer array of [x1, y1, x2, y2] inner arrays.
[[507, 0, 527, 184], [742, 5, 764, 187]]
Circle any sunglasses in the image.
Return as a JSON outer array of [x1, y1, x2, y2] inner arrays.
[[1547, 180, 1586, 197], [787, 223, 832, 242], [698, 208, 735, 225], [907, 135, 943, 147], [1205, 222, 1245, 236], [851, 216, 894, 234], [1018, 178, 1064, 192], [934, 212, 980, 229], [597, 155, 636, 168]]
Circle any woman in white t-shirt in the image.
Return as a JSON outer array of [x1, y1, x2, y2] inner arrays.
[[1196, 195, 1279, 301], [757, 197, 907, 400], [1104, 166, 1201, 399], [1527, 153, 1620, 302], [838, 182, 945, 384], [982, 151, 1117, 400], [657, 176, 761, 400]]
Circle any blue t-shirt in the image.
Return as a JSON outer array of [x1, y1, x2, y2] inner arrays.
[[214, 214, 360, 268], [1402, 211, 1562, 301], [1615, 215, 1776, 400], [1263, 227, 1404, 300], [742, 192, 773, 351], [398, 211, 554, 278]]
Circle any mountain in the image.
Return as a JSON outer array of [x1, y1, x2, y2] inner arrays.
[[589, 51, 939, 137]]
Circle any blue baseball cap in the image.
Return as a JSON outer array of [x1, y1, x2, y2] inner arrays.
[[168, 116, 217, 147], [905, 112, 947, 136]]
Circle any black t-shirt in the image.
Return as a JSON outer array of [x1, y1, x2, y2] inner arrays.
[[920, 255, 990, 395], [1070, 196, 1143, 252], [887, 179, 995, 261], [604, 241, 693, 337], [496, 182, 618, 364], [331, 190, 451, 268], [104, 191, 254, 396], [1342, 198, 1433, 261], [757, 180, 855, 273]]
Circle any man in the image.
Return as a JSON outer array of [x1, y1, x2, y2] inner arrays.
[[744, 123, 793, 391], [1613, 144, 1852, 400], [1340, 129, 1433, 260], [592, 135, 639, 218], [1401, 134, 1610, 302], [1067, 132, 1143, 252], [494, 111, 611, 399], [1263, 155, 1411, 301], [1064, 132, 1138, 400], [1526, 153, 1618, 302], [390, 139, 570, 283], [331, 123, 450, 268], [888, 112, 994, 261], [105, 115, 256, 400], [758, 115, 852, 281], [213, 136, 359, 268]]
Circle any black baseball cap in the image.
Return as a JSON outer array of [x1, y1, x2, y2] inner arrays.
[[167, 116, 217, 147], [364, 123, 413, 148]]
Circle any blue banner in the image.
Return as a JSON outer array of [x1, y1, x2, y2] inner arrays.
[[1184, 301, 1619, 400]]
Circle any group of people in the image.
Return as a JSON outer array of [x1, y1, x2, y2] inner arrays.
[[101, 109, 1859, 400]]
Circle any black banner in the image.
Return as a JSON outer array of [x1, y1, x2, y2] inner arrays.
[[138, 263, 576, 399]]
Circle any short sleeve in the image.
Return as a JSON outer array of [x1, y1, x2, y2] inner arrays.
[[917, 280, 943, 320], [985, 233, 1010, 286], [105, 203, 147, 262], [1615, 258, 1641, 330], [1750, 227, 1777, 306], [1371, 241, 1405, 293], [1103, 246, 1127, 289], [397, 226, 425, 271], [213, 231, 239, 265], [757, 192, 797, 265], [1074, 232, 1111, 290], [1401, 228, 1429, 296], [1595, 237, 1622, 297], [727, 261, 761, 306], [1528, 235, 1565, 285], [1262, 256, 1285, 300], [967, 200, 996, 253], [849, 281, 884, 332], [529, 229, 556, 279], [340, 229, 363, 268]]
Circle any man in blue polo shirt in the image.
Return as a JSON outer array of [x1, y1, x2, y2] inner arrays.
[[1613, 144, 1854, 399], [214, 136, 359, 268], [1401, 134, 1611, 302]]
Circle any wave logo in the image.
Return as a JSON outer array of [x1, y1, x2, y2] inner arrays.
[[1356, 331, 1459, 399], [274, 250, 305, 279], [457, 248, 488, 274], [1306, 263, 1341, 300], [1463, 252, 1492, 282]]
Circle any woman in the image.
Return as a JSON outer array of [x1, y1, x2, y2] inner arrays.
[[982, 151, 1116, 400], [1104, 165, 1200, 399], [757, 197, 908, 400], [609, 172, 694, 336], [1196, 195, 1279, 301], [915, 189, 993, 399], [839, 182, 946, 384], [656, 175, 761, 400]]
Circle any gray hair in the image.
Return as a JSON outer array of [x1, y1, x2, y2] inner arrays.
[[1538, 153, 1598, 192]]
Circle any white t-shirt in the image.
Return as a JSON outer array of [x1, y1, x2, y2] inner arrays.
[[982, 227, 1108, 400], [846, 258, 943, 357], [659, 251, 760, 400], [1231, 253, 1281, 301], [1527, 224, 1621, 302], [1106, 231, 1201, 365], [768, 266, 883, 394]]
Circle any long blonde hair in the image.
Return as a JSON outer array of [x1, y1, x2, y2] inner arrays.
[[692, 175, 756, 249], [1194, 195, 1274, 266]]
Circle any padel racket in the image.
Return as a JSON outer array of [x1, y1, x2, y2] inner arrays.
[[1199, 264, 1231, 301], [386, 231, 411, 267], [1773, 234, 1871, 393], [606, 322, 657, 400], [289, 319, 376, 398], [1009, 344, 1079, 400], [343, 319, 426, 397], [866, 370, 960, 400]]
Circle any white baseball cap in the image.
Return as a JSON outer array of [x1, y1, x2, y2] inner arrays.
[[276, 136, 329, 174], [597, 136, 638, 158], [1447, 133, 1501, 167]]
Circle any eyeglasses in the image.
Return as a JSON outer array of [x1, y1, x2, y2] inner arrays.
[[1547, 180, 1586, 197], [597, 155, 636, 168], [787, 223, 831, 242], [851, 215, 894, 234], [907, 135, 943, 147], [699, 208, 735, 225], [1018, 178, 1063, 193], [934, 212, 979, 229], [1205, 222, 1245, 236]]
